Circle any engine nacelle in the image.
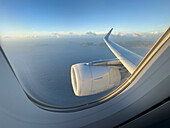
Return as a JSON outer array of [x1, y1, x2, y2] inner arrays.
[[71, 59, 122, 96]]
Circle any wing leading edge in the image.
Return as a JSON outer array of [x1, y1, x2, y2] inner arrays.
[[104, 28, 143, 74]]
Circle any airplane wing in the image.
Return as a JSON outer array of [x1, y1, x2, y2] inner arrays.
[[71, 28, 145, 96], [104, 28, 143, 74]]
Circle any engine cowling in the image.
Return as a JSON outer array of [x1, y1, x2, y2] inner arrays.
[[71, 59, 122, 96]]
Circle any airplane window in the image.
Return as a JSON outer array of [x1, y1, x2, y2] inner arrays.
[[1, 33, 161, 112], [0, 0, 165, 112]]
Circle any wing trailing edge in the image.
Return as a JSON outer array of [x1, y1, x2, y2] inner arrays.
[[104, 28, 143, 74]]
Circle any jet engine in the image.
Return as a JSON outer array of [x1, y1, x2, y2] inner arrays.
[[71, 59, 123, 96]]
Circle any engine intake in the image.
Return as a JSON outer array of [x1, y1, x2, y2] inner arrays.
[[71, 59, 122, 96]]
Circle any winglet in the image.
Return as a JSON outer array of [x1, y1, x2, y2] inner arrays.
[[104, 28, 113, 40]]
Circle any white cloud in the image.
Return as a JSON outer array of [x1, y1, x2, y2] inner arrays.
[[111, 32, 125, 37], [1, 36, 11, 39], [1, 30, 162, 41], [69, 32, 73, 35], [95, 32, 106, 35], [25, 35, 39, 38], [86, 32, 97, 36], [132, 33, 144, 37], [118, 33, 125, 37], [52, 33, 61, 38], [55, 34, 60, 38], [150, 32, 158, 34]]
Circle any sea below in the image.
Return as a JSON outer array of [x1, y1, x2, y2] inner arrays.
[[1, 38, 150, 107]]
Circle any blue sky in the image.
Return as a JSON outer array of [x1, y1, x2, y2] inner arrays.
[[0, 0, 169, 39]]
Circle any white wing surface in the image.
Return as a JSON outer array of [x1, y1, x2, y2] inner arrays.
[[104, 28, 143, 74]]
